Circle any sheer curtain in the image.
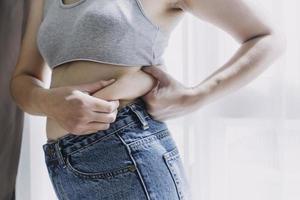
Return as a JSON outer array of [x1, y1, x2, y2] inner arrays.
[[16, 0, 299, 199]]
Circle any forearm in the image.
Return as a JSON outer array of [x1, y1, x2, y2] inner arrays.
[[189, 32, 286, 108], [10, 74, 50, 116]]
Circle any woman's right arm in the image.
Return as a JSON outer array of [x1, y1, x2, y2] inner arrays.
[[10, 0, 120, 135], [10, 0, 51, 116]]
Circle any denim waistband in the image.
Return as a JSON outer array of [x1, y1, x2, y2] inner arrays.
[[42, 97, 156, 161]]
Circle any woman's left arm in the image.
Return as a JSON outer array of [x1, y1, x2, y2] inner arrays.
[[141, 0, 286, 121]]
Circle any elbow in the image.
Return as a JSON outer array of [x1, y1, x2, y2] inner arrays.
[[250, 29, 286, 62], [243, 27, 287, 59], [268, 28, 287, 59], [9, 72, 25, 110], [9, 74, 31, 114], [9, 75, 25, 114], [9, 75, 17, 104]]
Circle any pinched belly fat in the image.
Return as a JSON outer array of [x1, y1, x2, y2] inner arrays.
[[46, 68, 157, 140], [92, 70, 157, 101]]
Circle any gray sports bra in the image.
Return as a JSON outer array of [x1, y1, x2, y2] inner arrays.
[[37, 0, 170, 69]]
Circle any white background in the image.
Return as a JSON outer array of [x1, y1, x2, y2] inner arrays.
[[16, 0, 300, 199]]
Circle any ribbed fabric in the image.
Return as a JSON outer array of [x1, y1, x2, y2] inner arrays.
[[37, 0, 170, 69]]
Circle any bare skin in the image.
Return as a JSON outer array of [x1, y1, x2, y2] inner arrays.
[[46, 0, 186, 139], [10, 0, 186, 140], [139, 0, 286, 121], [10, 0, 285, 141]]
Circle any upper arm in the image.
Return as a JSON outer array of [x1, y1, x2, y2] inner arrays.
[[12, 0, 51, 82], [175, 0, 279, 43]]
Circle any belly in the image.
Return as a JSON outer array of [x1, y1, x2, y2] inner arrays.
[[47, 61, 156, 140]]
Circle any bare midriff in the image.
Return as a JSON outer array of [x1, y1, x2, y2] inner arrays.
[[46, 0, 185, 140], [46, 61, 157, 140]]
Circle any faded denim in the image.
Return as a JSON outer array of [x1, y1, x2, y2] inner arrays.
[[43, 97, 192, 200]]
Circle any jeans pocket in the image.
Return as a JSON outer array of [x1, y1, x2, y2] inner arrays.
[[163, 147, 191, 200], [65, 134, 136, 179]]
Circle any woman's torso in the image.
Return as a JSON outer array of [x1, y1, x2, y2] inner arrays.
[[45, 0, 185, 140]]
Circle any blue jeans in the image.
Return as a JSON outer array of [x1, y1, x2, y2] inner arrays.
[[43, 97, 192, 200]]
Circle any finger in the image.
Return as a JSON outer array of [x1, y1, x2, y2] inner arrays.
[[89, 97, 120, 113], [151, 80, 160, 94], [146, 80, 159, 98], [90, 109, 118, 123], [142, 66, 170, 86], [76, 90, 116, 112], [72, 79, 117, 94]]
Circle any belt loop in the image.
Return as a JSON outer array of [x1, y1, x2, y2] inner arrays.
[[54, 142, 66, 168], [128, 103, 149, 130]]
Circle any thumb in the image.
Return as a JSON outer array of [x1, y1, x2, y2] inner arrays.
[[71, 79, 116, 94], [142, 66, 170, 86]]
